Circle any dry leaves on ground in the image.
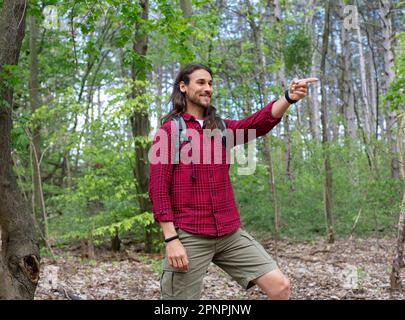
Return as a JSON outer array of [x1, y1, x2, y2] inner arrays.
[[34, 237, 405, 300]]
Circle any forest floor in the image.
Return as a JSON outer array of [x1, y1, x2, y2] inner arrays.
[[34, 236, 405, 300]]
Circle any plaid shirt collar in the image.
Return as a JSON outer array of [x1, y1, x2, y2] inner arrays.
[[181, 111, 207, 123]]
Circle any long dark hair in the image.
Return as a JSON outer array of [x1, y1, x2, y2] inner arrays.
[[162, 63, 220, 130]]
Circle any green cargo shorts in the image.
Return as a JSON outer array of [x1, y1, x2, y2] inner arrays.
[[160, 227, 278, 300]]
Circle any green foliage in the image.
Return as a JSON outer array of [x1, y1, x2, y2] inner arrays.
[[384, 32, 405, 112], [282, 27, 312, 76], [109, 78, 154, 116], [41, 71, 162, 246], [47, 137, 143, 244], [232, 134, 402, 241], [11, 109, 31, 152], [7, 0, 402, 254], [0, 64, 21, 108], [0, 64, 21, 88], [153, 0, 196, 64]]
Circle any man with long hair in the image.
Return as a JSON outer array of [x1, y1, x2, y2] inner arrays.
[[149, 63, 317, 300]]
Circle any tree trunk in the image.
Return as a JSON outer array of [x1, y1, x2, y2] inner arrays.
[[358, 0, 380, 140], [309, 55, 321, 141], [320, 0, 335, 243], [379, 0, 400, 179], [179, 0, 192, 18], [338, 0, 357, 140], [26, 129, 49, 249], [154, 64, 163, 123], [246, 0, 281, 237], [304, 0, 315, 29], [0, 0, 40, 299], [64, 151, 72, 189], [329, 51, 340, 143], [306, 0, 321, 141], [270, 0, 295, 192], [29, 15, 47, 246], [263, 136, 280, 238], [80, 239, 95, 260], [390, 115, 405, 289], [367, 50, 378, 139], [111, 227, 121, 253], [356, 26, 373, 140], [130, 0, 155, 253]]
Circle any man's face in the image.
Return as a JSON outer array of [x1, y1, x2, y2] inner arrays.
[[180, 69, 213, 109]]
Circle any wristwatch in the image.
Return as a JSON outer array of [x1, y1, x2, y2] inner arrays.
[[285, 89, 298, 104], [164, 234, 179, 243]]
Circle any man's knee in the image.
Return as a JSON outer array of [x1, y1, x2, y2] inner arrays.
[[254, 269, 291, 300], [270, 276, 290, 300]]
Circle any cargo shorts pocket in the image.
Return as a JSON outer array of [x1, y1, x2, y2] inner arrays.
[[240, 229, 255, 241], [160, 270, 186, 299], [239, 229, 273, 261]]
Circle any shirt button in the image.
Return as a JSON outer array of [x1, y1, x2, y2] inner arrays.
[[209, 171, 213, 177]]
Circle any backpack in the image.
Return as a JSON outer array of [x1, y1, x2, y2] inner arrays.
[[171, 114, 228, 165]]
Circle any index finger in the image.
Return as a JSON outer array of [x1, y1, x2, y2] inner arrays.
[[300, 78, 319, 84]]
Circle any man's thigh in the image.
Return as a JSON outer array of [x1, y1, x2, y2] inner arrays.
[[213, 228, 278, 290], [160, 228, 215, 300]]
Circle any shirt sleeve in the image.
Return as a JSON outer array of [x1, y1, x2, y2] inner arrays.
[[224, 99, 282, 145], [148, 122, 175, 222]]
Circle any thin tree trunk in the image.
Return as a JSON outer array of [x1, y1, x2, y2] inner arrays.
[[307, 0, 321, 141], [263, 136, 280, 239], [179, 0, 194, 64], [270, 0, 295, 192], [28, 15, 47, 246], [64, 151, 72, 189], [360, 4, 380, 140], [305, 0, 321, 141], [111, 227, 121, 253], [379, 0, 400, 179], [26, 129, 49, 248], [320, 0, 334, 243], [155, 64, 163, 123], [304, 0, 315, 29], [356, 25, 373, 140], [339, 2, 379, 177], [367, 51, 378, 138], [365, 31, 380, 140], [130, 0, 155, 253], [179, 0, 192, 17], [353, 93, 379, 177], [246, 0, 281, 238], [390, 114, 405, 289], [0, 0, 40, 299], [338, 0, 357, 140], [330, 58, 339, 143], [309, 56, 321, 141]]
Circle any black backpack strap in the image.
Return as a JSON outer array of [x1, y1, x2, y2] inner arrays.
[[172, 114, 196, 180], [216, 116, 228, 146], [172, 114, 188, 164]]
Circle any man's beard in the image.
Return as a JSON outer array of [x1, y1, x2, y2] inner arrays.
[[186, 92, 211, 108]]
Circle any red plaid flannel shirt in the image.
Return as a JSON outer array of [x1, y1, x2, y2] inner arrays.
[[148, 100, 282, 236]]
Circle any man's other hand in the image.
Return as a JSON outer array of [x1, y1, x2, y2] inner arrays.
[[166, 239, 189, 272]]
